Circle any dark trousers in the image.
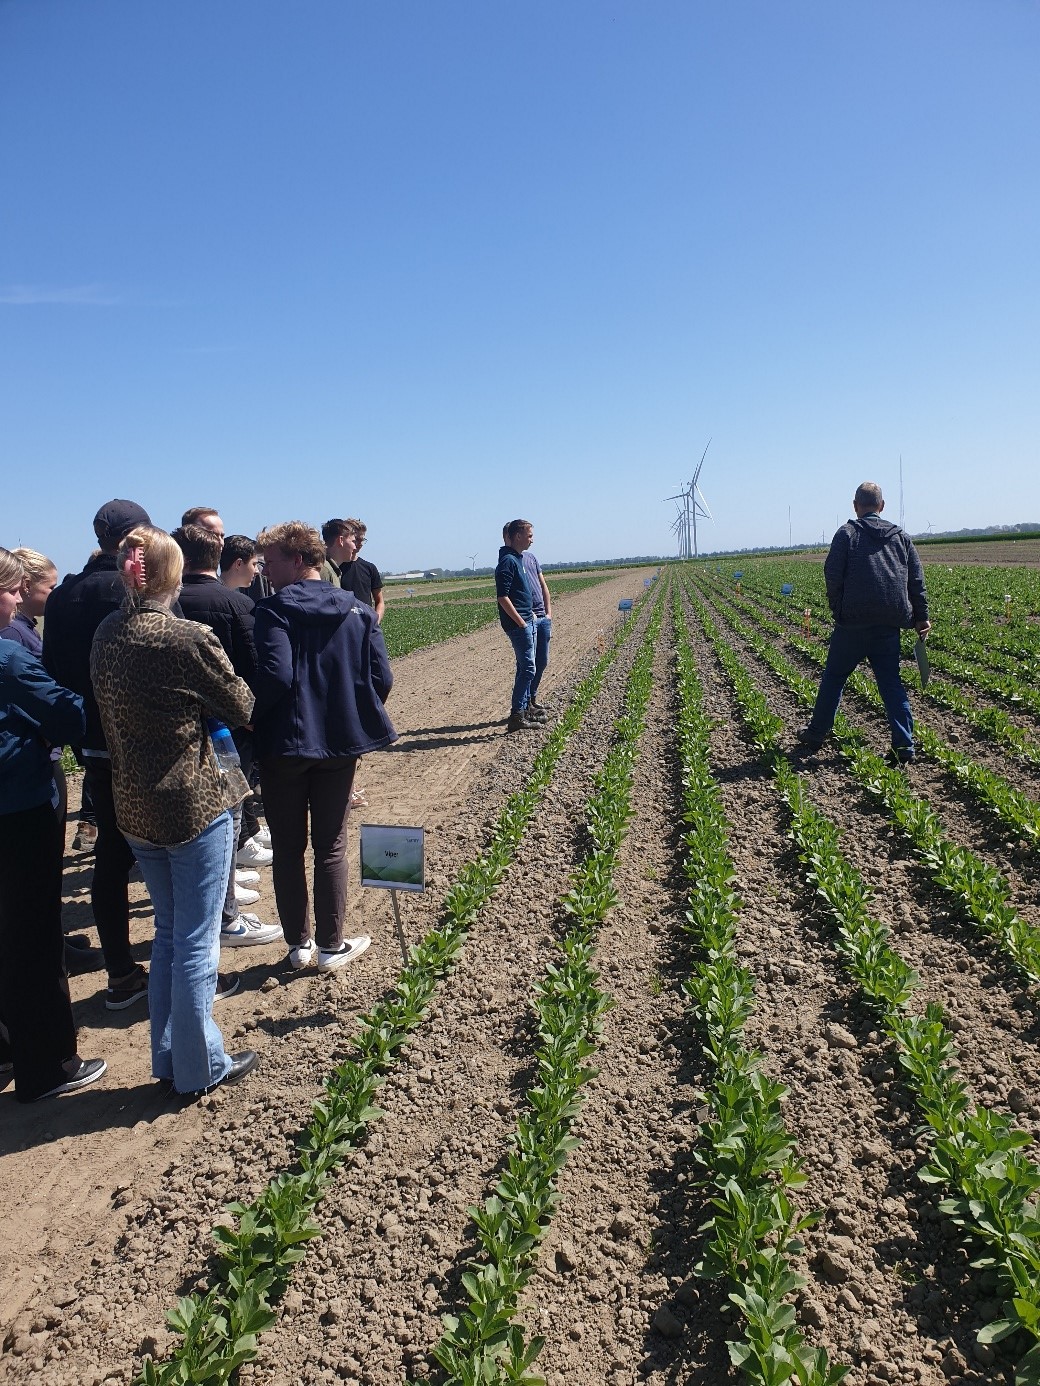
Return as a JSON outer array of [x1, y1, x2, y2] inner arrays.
[[807, 624, 914, 752], [0, 800, 78, 1102], [234, 732, 261, 845], [259, 756, 357, 951], [83, 759, 137, 978]]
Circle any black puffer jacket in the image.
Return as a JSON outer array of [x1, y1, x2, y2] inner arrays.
[[824, 516, 929, 628], [42, 553, 126, 752], [176, 575, 258, 688]]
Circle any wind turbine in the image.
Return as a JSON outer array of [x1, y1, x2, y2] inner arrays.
[[467, 553, 477, 572], [687, 438, 714, 558]]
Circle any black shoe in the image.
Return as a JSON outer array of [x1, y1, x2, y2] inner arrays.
[[214, 972, 241, 1002], [33, 1056, 107, 1100], [796, 726, 825, 750], [506, 711, 535, 733], [887, 747, 915, 766], [524, 704, 548, 723], [65, 941, 105, 975], [105, 965, 149, 1011], [221, 1050, 258, 1085]]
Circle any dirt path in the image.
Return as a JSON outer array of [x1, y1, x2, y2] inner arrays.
[[0, 568, 653, 1379]]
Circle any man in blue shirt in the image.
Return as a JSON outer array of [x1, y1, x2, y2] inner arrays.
[[495, 520, 539, 733]]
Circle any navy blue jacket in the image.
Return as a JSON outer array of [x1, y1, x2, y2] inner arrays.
[[825, 516, 929, 628], [0, 614, 42, 656], [0, 641, 85, 815], [495, 545, 533, 633], [252, 580, 396, 760]]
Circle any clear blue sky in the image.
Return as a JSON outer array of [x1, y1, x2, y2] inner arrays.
[[3, 0, 1038, 576]]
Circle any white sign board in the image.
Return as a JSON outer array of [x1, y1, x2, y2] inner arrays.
[[360, 824, 425, 892]]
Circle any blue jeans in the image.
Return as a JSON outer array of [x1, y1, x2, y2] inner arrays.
[[221, 802, 244, 927], [505, 620, 536, 714], [127, 812, 234, 1093], [808, 624, 914, 751], [531, 616, 551, 701]]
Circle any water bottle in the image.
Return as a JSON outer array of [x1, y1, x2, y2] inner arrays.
[[207, 719, 241, 777]]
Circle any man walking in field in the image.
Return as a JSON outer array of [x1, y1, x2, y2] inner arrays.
[[797, 481, 930, 764], [496, 519, 541, 733]]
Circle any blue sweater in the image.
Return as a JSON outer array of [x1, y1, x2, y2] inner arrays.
[[252, 580, 396, 760], [0, 641, 85, 815], [495, 545, 533, 633]]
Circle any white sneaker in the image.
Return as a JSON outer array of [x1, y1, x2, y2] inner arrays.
[[235, 869, 260, 885], [221, 914, 282, 948], [252, 826, 272, 847], [288, 940, 316, 969], [234, 883, 261, 906], [317, 936, 372, 971], [237, 837, 274, 868]]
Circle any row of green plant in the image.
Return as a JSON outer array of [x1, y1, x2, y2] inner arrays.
[[672, 592, 848, 1386], [384, 574, 612, 609], [744, 599, 1040, 857], [137, 591, 656, 1386], [432, 592, 664, 1385], [713, 560, 1040, 722], [693, 581, 1040, 988], [382, 574, 617, 656], [691, 587, 1040, 1384], [711, 570, 1040, 768]]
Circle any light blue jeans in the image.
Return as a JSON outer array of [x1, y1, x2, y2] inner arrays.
[[127, 812, 234, 1093]]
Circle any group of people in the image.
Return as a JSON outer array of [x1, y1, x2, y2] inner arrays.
[[2, 481, 929, 1105], [0, 501, 395, 1103]]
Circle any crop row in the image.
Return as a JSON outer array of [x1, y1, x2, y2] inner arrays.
[[711, 560, 1040, 724], [689, 583, 1040, 1385], [433, 589, 664, 1384], [137, 589, 656, 1385], [693, 579, 1040, 988], [712, 570, 1040, 768], [672, 590, 848, 1386]]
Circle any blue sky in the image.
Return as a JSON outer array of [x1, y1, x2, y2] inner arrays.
[[2, 0, 1038, 575]]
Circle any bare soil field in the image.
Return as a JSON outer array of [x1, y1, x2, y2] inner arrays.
[[3, 564, 1038, 1386], [0, 570, 649, 1383]]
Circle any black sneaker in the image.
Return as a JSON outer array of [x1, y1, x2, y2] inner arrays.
[[887, 747, 916, 766], [214, 973, 240, 1002], [506, 711, 535, 733], [524, 704, 548, 723], [105, 965, 149, 1011], [34, 1056, 107, 1100], [796, 727, 825, 750]]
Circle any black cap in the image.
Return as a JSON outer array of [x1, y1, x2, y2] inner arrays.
[[93, 499, 151, 545]]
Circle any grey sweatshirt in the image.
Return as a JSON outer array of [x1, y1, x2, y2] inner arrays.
[[824, 515, 929, 628]]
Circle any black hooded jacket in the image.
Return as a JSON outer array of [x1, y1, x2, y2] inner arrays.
[[824, 515, 929, 629]]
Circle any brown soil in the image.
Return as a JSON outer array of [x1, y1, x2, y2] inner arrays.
[[0, 570, 649, 1383], [3, 564, 1035, 1386]]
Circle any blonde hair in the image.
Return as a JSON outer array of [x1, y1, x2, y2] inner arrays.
[[256, 521, 326, 570], [11, 547, 57, 589], [0, 547, 25, 591], [117, 526, 184, 605]]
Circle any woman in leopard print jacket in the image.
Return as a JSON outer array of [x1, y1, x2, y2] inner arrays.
[[91, 526, 259, 1096]]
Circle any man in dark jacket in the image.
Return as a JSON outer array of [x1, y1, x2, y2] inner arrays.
[[798, 482, 931, 763], [495, 519, 538, 734], [43, 499, 153, 1008]]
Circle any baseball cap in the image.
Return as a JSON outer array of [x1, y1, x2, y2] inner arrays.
[[93, 499, 151, 545]]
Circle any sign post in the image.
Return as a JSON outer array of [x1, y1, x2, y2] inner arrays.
[[360, 824, 425, 963]]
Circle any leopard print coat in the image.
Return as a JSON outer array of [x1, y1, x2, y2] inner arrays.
[[91, 602, 255, 846]]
